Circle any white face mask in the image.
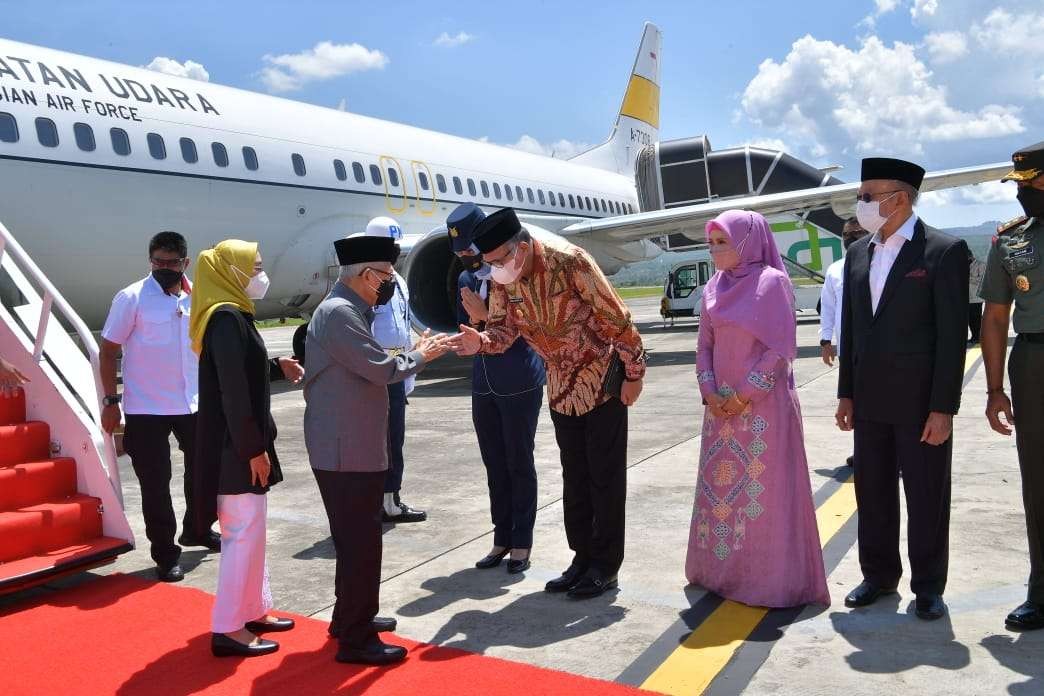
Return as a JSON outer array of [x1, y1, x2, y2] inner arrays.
[[233, 264, 270, 300], [490, 245, 525, 285], [855, 192, 898, 235]]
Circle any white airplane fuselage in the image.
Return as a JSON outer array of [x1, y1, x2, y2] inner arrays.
[[0, 38, 651, 329]]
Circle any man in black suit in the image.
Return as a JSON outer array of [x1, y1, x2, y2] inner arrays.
[[836, 157, 969, 621]]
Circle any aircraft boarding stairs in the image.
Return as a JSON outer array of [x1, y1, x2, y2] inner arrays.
[[0, 220, 133, 595]]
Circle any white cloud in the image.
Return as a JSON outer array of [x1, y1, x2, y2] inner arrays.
[[478, 134, 593, 160], [970, 8, 1044, 57], [433, 31, 474, 48], [924, 31, 968, 63], [144, 57, 209, 82], [739, 35, 1024, 161], [259, 41, 388, 93], [744, 137, 791, 152], [920, 179, 1019, 206], [875, 0, 900, 15], [911, 0, 939, 19]]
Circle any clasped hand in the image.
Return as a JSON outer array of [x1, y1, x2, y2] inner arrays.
[[707, 392, 749, 419], [414, 329, 453, 362]]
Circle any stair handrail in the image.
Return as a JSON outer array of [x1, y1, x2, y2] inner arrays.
[[0, 219, 123, 504]]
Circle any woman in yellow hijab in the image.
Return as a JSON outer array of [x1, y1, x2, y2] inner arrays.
[[189, 239, 303, 658]]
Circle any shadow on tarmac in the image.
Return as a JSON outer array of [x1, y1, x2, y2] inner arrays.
[[981, 631, 1044, 696]]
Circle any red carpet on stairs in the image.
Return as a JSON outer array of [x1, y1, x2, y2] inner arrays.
[[0, 573, 663, 696]]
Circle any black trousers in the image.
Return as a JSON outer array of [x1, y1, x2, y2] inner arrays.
[[384, 382, 406, 494], [968, 302, 983, 342], [313, 468, 385, 648], [472, 388, 542, 549], [549, 397, 628, 576], [853, 419, 951, 596], [123, 413, 202, 568], [1009, 338, 1044, 604]]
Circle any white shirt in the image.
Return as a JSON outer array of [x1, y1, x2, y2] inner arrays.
[[101, 275, 198, 415], [819, 257, 845, 348], [371, 270, 415, 394], [869, 214, 917, 315]]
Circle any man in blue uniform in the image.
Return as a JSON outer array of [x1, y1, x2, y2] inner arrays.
[[449, 204, 545, 573], [366, 217, 426, 523]]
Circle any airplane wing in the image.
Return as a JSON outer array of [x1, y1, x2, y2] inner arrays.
[[558, 162, 1011, 247]]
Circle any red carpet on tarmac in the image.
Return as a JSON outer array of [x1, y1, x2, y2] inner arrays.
[[0, 574, 661, 695]]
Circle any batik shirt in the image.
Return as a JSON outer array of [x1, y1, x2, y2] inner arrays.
[[479, 236, 645, 416]]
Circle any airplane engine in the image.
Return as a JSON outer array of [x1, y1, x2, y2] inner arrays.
[[635, 136, 850, 249]]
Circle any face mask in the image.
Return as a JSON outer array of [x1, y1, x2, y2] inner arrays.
[[855, 192, 898, 235], [1016, 185, 1044, 218], [367, 270, 396, 306], [710, 247, 739, 272], [474, 263, 493, 280], [232, 264, 270, 299], [152, 268, 183, 289], [459, 255, 484, 272], [490, 245, 525, 285]]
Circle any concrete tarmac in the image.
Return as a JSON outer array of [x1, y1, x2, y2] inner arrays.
[[18, 296, 1044, 694]]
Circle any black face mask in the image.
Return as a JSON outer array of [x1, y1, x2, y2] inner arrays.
[[152, 268, 183, 289], [370, 274, 396, 306], [1017, 185, 1044, 218], [460, 255, 483, 272]]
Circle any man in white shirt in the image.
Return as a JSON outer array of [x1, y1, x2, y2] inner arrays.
[[100, 232, 217, 583], [820, 219, 869, 366], [365, 217, 426, 524]]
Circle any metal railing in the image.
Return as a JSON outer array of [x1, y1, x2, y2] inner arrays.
[[0, 220, 123, 504]]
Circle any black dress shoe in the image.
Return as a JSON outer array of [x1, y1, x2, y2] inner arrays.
[[506, 556, 531, 574], [179, 530, 222, 552], [382, 494, 427, 523], [328, 617, 398, 639], [336, 639, 407, 665], [211, 633, 279, 657], [545, 563, 587, 593], [568, 571, 618, 599], [475, 548, 509, 569], [844, 581, 896, 608], [245, 617, 295, 633], [157, 564, 185, 583], [845, 456, 854, 467], [915, 594, 946, 621], [1005, 601, 1044, 630]]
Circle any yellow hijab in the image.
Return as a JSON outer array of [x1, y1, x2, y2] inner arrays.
[[189, 239, 258, 354]]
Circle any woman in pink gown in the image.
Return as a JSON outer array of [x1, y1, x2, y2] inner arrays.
[[686, 210, 830, 608]]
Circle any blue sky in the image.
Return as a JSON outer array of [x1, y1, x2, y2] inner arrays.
[[4, 0, 1038, 226]]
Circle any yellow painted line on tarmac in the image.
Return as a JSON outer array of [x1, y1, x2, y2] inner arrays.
[[640, 347, 982, 696]]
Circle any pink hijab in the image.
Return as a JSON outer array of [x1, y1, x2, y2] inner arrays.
[[702, 210, 796, 361]]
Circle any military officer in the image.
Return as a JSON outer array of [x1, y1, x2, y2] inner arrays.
[[981, 140, 1044, 632], [448, 204, 545, 574]]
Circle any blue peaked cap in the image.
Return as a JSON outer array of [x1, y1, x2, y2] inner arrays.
[[446, 203, 486, 253]]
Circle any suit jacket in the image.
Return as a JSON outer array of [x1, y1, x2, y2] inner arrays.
[[303, 282, 426, 472], [838, 219, 969, 424], [456, 270, 545, 396]]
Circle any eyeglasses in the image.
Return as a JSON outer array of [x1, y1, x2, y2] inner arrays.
[[487, 245, 519, 269], [364, 267, 392, 279], [855, 190, 901, 204], [149, 257, 187, 269]]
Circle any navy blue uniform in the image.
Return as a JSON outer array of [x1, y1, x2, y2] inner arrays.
[[457, 269, 545, 548]]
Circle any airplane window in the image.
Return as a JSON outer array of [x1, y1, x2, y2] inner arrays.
[[436, 174, 447, 193], [292, 153, 306, 177], [334, 159, 347, 181], [0, 112, 17, 143], [73, 122, 95, 152], [568, 194, 576, 208], [35, 117, 59, 148], [468, 179, 477, 196], [601, 199, 607, 212], [538, 190, 546, 205], [516, 186, 524, 202], [110, 127, 130, 156], [527, 188, 535, 204], [548, 191, 556, 206], [504, 184, 513, 201], [480, 181, 489, 197], [180, 138, 198, 164], [242, 146, 259, 171], [584, 196, 591, 210], [387, 167, 399, 188], [212, 142, 229, 167], [352, 161, 365, 183], [370, 164, 382, 185], [453, 176, 463, 195], [418, 171, 430, 191], [147, 132, 166, 160], [493, 182, 502, 199], [558, 193, 565, 207]]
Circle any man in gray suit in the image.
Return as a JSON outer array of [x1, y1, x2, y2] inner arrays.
[[304, 233, 448, 666]]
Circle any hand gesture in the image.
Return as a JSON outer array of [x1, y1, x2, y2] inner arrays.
[[835, 398, 854, 431], [0, 357, 29, 396], [705, 393, 727, 419], [443, 324, 482, 356], [250, 451, 272, 487], [721, 394, 749, 418], [920, 411, 952, 446], [985, 391, 1015, 436], [278, 356, 304, 384], [460, 287, 488, 324], [415, 329, 449, 362]]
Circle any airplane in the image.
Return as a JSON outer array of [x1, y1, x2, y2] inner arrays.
[[0, 24, 1010, 343]]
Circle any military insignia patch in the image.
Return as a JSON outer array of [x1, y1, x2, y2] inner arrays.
[[449, 227, 459, 238], [1016, 275, 1031, 292]]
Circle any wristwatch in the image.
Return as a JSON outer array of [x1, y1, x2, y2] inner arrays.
[[819, 339, 832, 347], [102, 394, 122, 407]]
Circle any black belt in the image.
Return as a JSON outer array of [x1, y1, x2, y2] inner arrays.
[[1018, 333, 1044, 344]]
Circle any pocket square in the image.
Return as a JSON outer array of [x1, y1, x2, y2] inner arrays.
[[905, 268, 928, 279]]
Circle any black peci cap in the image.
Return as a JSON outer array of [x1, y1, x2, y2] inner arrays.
[[473, 208, 524, 254], [334, 235, 400, 265], [861, 157, 926, 190]]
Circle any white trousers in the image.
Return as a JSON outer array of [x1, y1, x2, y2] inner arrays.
[[211, 493, 272, 634]]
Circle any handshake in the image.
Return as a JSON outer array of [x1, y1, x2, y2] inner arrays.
[[414, 325, 485, 362]]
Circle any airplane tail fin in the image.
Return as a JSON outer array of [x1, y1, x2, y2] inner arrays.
[[569, 22, 661, 176]]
